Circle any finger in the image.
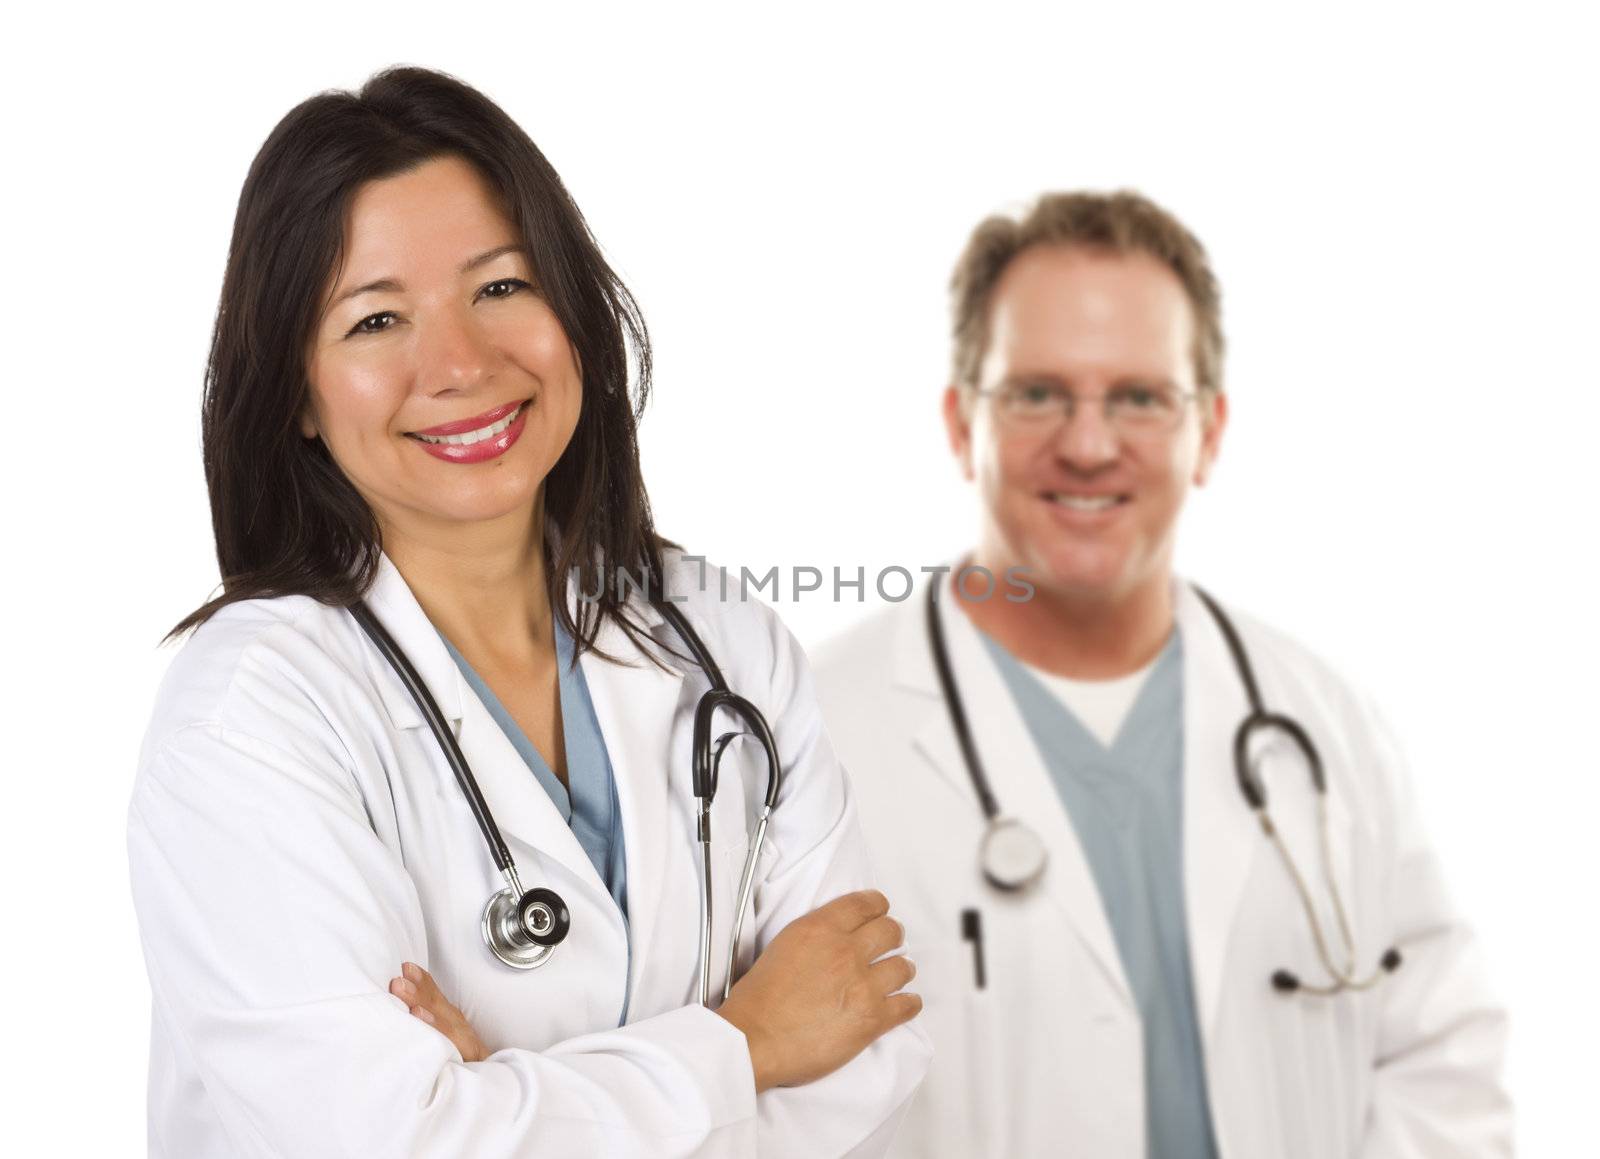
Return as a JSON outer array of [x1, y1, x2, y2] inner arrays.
[[881, 990, 923, 1029], [410, 1005, 437, 1026], [401, 961, 424, 985], [389, 977, 418, 1003], [816, 889, 890, 931], [408, 965, 445, 1007], [869, 953, 917, 996], [855, 915, 906, 962]]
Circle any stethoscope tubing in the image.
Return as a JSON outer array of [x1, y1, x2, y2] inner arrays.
[[656, 598, 784, 1002], [351, 588, 783, 995], [924, 576, 1399, 996], [349, 600, 517, 876], [924, 580, 1001, 822]]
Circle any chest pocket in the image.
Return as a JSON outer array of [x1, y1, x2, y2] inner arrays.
[[904, 920, 1006, 1155]]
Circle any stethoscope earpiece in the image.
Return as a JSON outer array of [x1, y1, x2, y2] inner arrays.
[[1269, 944, 1402, 997], [655, 598, 784, 1007]]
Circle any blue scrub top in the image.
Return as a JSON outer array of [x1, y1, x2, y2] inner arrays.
[[438, 617, 629, 925], [979, 627, 1221, 1159]]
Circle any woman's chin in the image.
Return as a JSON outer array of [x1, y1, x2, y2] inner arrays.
[[386, 486, 544, 535]]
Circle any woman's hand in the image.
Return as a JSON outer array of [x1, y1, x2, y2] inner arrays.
[[715, 889, 921, 1093], [389, 962, 490, 1063]]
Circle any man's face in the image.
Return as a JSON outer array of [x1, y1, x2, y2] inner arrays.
[[944, 244, 1226, 604]]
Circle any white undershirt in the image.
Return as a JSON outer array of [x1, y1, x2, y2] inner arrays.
[[1017, 651, 1163, 748]]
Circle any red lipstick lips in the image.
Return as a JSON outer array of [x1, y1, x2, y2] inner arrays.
[[411, 399, 524, 437], [408, 398, 531, 464]]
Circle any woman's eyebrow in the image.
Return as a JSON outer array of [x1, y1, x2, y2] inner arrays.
[[461, 242, 527, 272], [329, 244, 530, 307]]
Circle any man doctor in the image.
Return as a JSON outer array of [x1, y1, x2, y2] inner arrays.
[[810, 191, 1512, 1157]]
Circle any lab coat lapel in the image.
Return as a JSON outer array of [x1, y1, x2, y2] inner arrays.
[[453, 685, 614, 906], [1177, 581, 1267, 1036], [360, 553, 611, 907], [360, 553, 465, 730], [895, 580, 1135, 1009], [891, 585, 995, 811], [576, 596, 687, 1014]]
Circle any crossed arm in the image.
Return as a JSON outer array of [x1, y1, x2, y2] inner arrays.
[[389, 889, 920, 1092]]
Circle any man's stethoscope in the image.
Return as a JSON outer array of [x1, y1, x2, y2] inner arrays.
[[349, 596, 782, 1007], [924, 579, 1403, 997]]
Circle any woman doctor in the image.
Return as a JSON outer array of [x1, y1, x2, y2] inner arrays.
[[127, 66, 928, 1158]]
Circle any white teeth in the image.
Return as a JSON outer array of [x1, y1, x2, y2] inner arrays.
[[415, 403, 524, 446], [1049, 493, 1122, 511]]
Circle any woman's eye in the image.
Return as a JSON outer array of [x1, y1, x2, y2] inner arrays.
[[480, 277, 531, 299], [344, 279, 530, 338], [349, 312, 397, 337]]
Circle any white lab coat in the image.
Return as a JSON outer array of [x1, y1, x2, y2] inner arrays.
[[127, 551, 931, 1158], [810, 577, 1511, 1158]]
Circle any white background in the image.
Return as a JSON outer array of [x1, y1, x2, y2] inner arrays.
[[5, 1, 1595, 1151]]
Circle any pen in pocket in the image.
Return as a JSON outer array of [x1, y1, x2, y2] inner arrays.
[[960, 907, 986, 990]]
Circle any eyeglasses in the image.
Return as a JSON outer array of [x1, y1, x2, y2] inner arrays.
[[970, 380, 1199, 436]]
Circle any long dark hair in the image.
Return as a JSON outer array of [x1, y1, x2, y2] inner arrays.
[[168, 65, 669, 661]]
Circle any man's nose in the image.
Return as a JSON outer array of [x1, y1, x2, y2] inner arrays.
[[1052, 397, 1121, 468]]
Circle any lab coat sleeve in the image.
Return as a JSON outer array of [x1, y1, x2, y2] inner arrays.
[[1356, 698, 1514, 1157], [128, 719, 759, 1159], [735, 603, 934, 1158]]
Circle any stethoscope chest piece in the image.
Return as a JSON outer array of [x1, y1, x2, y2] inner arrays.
[[481, 884, 571, 970], [928, 579, 1405, 999], [352, 589, 777, 989], [979, 817, 1048, 892]]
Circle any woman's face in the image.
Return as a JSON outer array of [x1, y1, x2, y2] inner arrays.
[[303, 153, 582, 543]]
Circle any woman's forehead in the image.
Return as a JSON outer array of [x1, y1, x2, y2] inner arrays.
[[340, 157, 518, 269], [317, 158, 526, 316]]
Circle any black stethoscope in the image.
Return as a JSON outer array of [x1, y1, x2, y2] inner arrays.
[[349, 595, 782, 1007], [925, 579, 1403, 997]]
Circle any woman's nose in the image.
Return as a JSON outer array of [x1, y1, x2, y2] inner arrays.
[[416, 304, 498, 394]]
